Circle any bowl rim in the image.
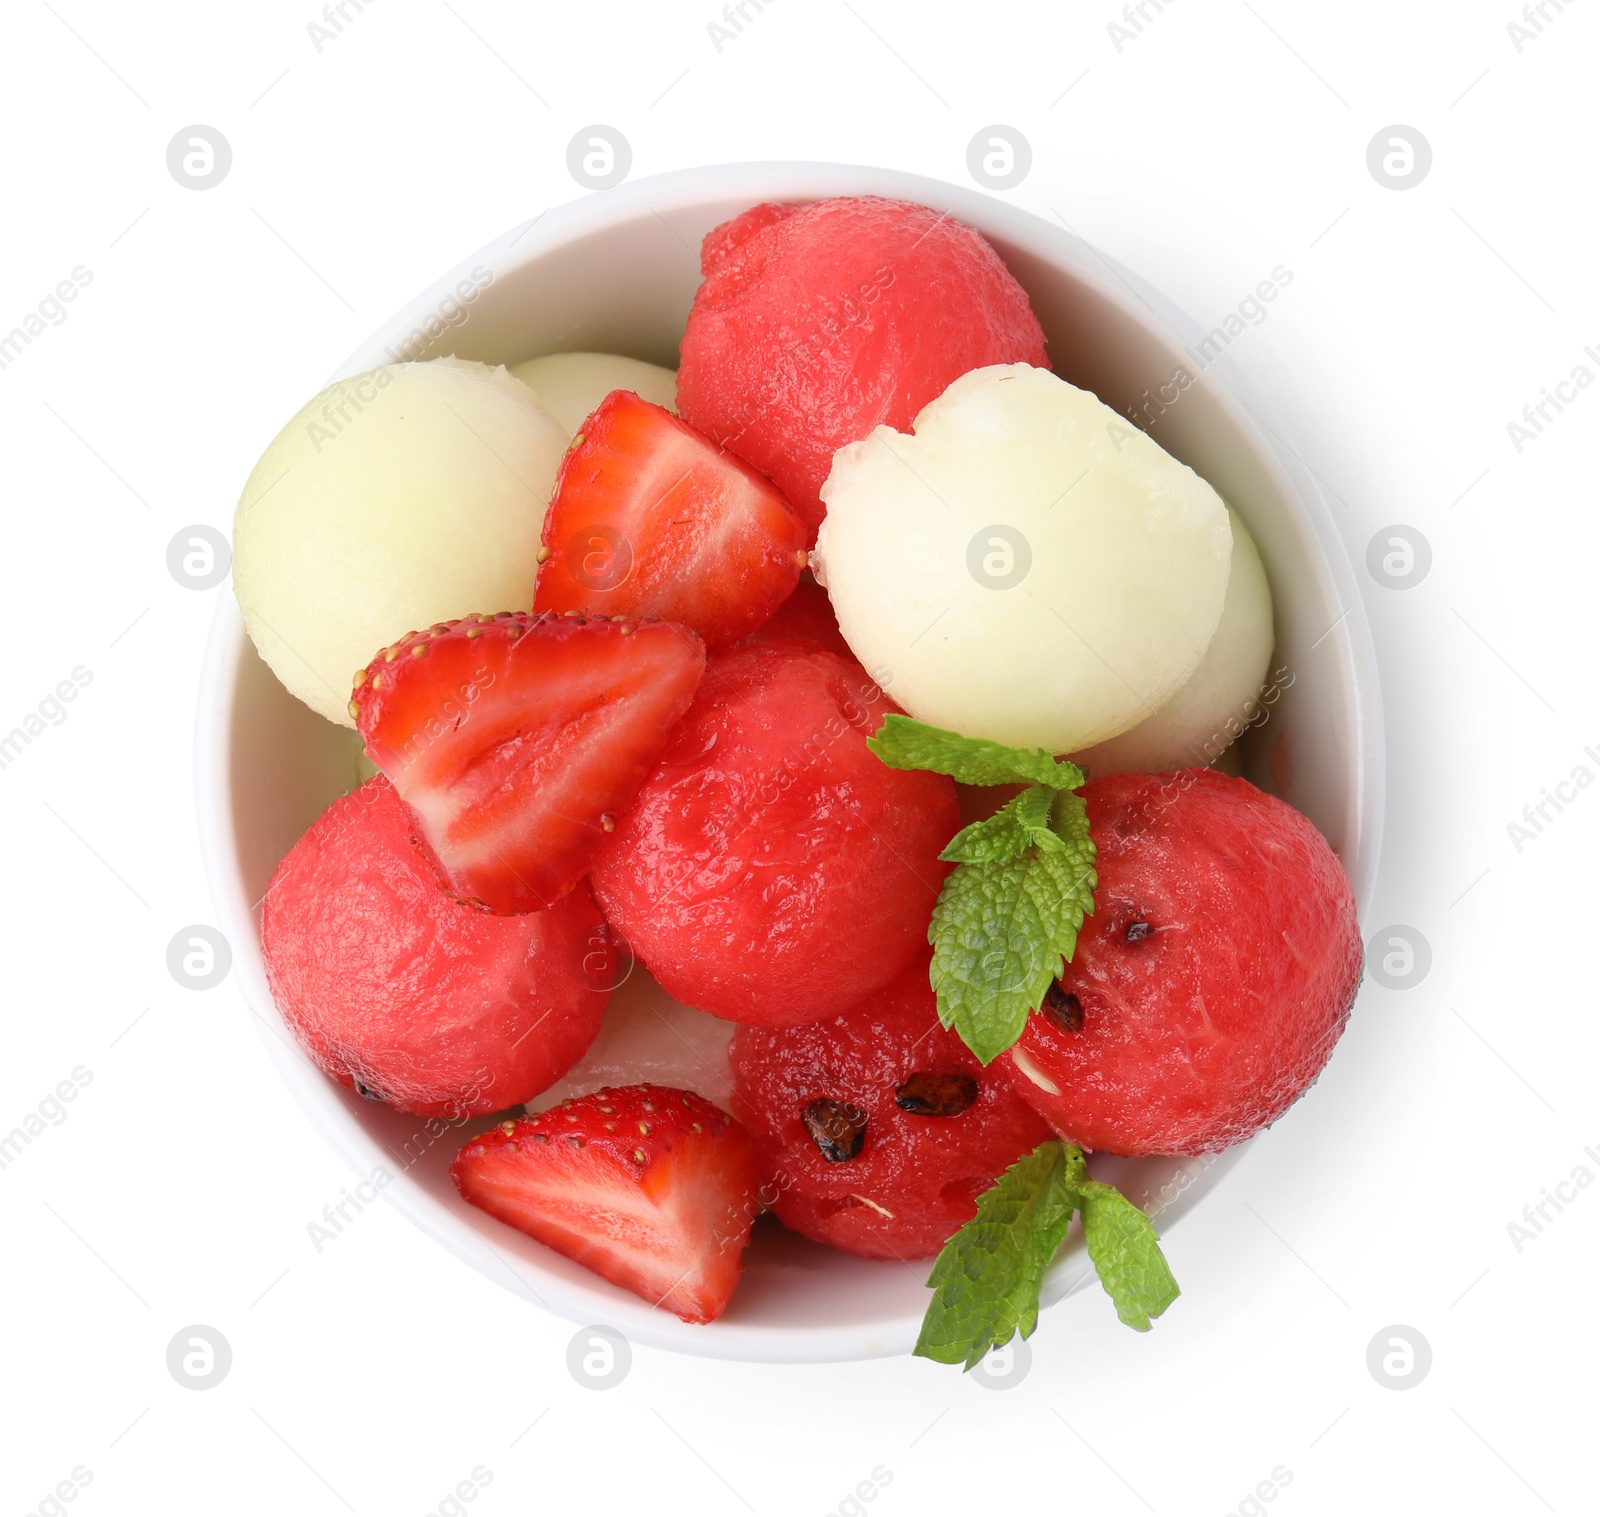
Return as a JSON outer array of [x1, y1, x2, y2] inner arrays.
[[197, 160, 1384, 1363]]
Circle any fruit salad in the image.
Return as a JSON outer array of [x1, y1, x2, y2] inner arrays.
[[234, 194, 1363, 1369]]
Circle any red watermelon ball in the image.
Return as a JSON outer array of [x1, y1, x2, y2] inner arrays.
[[1004, 769, 1363, 1156], [731, 574, 852, 660], [677, 196, 1050, 542], [262, 777, 608, 1118], [588, 638, 960, 1027], [730, 956, 1054, 1260]]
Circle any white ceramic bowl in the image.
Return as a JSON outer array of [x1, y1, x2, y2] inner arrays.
[[197, 162, 1383, 1363]]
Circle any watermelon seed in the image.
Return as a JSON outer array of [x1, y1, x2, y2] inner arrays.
[[1043, 983, 1084, 1032], [893, 1072, 978, 1117], [801, 1099, 867, 1163]]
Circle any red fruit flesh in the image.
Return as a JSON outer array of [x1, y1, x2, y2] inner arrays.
[[1003, 769, 1363, 1156], [731, 959, 1054, 1260], [535, 391, 807, 647], [732, 574, 852, 660], [451, 1085, 760, 1323], [702, 200, 795, 268], [677, 196, 1050, 541], [262, 777, 607, 1117], [352, 612, 705, 914], [588, 641, 960, 1027]]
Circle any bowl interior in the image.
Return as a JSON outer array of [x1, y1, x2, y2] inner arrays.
[[201, 164, 1381, 1362]]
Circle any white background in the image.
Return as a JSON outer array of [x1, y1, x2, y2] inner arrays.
[[1, 1, 1594, 1513]]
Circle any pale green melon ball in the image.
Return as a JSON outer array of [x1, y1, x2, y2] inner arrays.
[[509, 351, 677, 436], [233, 358, 567, 727], [813, 365, 1232, 752], [1073, 508, 1275, 775]]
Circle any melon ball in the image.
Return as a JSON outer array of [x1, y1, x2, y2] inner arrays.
[[677, 196, 1049, 542], [1074, 509, 1275, 775], [509, 351, 677, 436], [813, 365, 1232, 752], [233, 357, 567, 727]]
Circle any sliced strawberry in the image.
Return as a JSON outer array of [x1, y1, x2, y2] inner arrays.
[[535, 390, 807, 647], [451, 1085, 761, 1324], [352, 612, 704, 914]]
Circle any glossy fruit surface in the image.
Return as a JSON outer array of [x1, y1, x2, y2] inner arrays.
[[589, 640, 959, 1025], [677, 196, 1049, 540], [1003, 769, 1362, 1155], [731, 960, 1054, 1259], [733, 575, 852, 660], [262, 777, 607, 1117], [452, 1085, 760, 1323], [354, 611, 705, 913], [535, 390, 805, 646]]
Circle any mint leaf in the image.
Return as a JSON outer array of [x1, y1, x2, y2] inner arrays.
[[928, 793, 1096, 1064], [915, 1141, 1181, 1371], [940, 784, 1063, 864], [868, 714, 1096, 1065], [868, 714, 1084, 791], [1076, 1181, 1181, 1329], [914, 1140, 1076, 1368], [1059, 1140, 1178, 1330]]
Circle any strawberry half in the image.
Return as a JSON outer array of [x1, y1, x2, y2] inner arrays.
[[451, 1085, 761, 1324], [534, 390, 808, 647], [352, 612, 704, 914]]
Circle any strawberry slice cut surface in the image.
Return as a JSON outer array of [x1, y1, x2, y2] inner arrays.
[[451, 1085, 761, 1324], [534, 389, 807, 647], [352, 612, 705, 914]]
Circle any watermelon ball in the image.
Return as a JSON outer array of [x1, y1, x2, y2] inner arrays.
[[262, 777, 607, 1118], [731, 574, 852, 660], [1003, 769, 1363, 1156], [588, 639, 960, 1027], [676, 196, 1049, 542], [730, 958, 1055, 1260]]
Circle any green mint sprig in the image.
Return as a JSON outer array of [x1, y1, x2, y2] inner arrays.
[[867, 715, 1097, 1064], [867, 712, 1080, 789], [914, 1140, 1180, 1369]]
